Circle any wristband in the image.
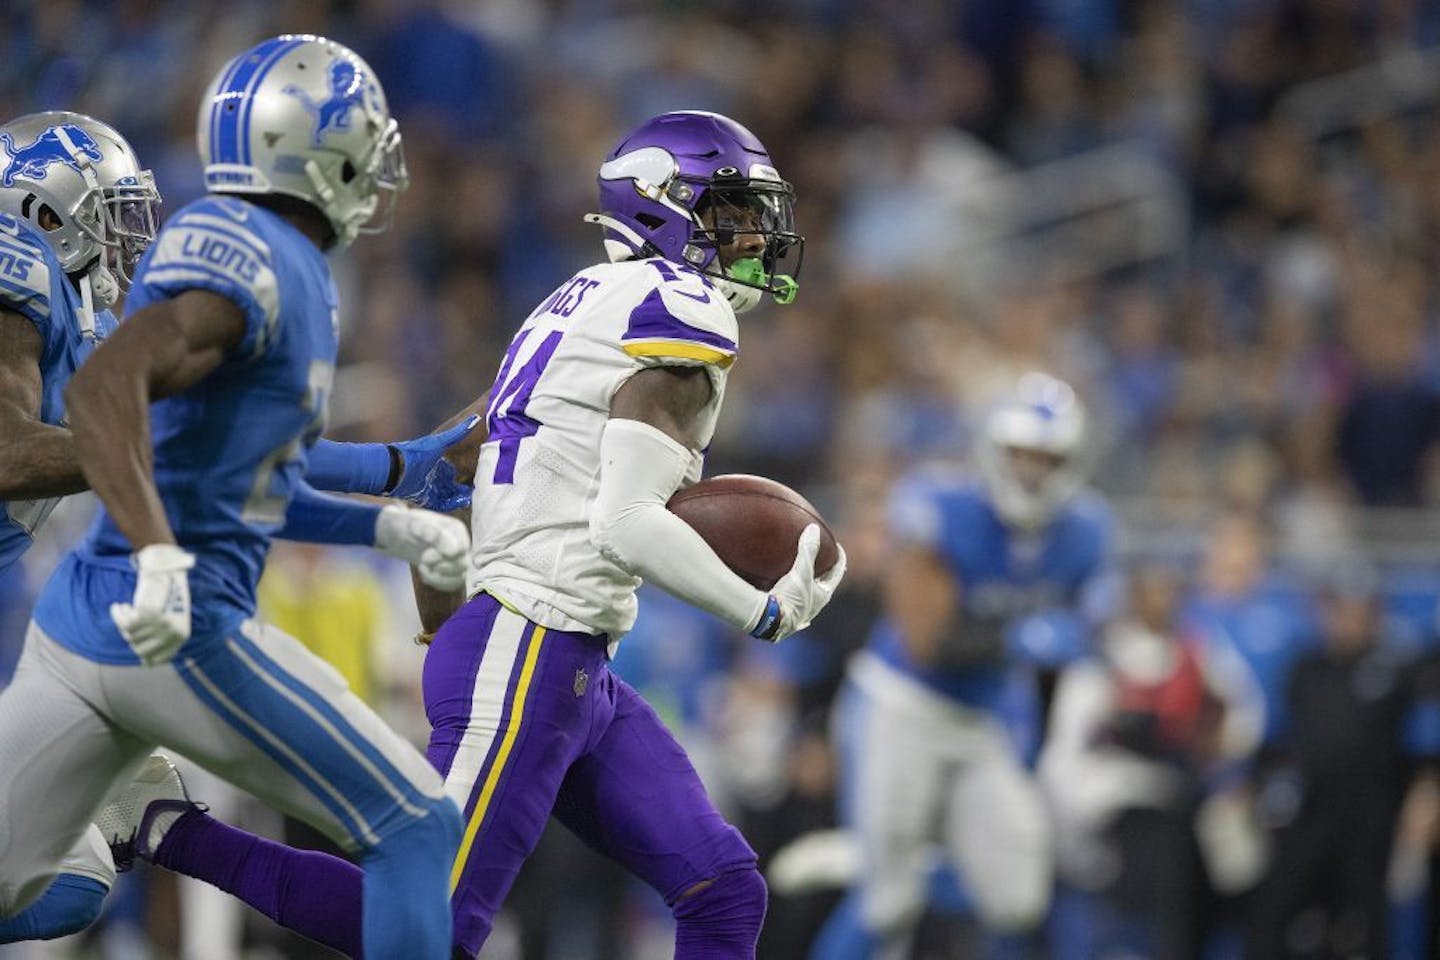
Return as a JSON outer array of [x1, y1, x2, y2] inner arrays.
[[382, 444, 403, 495], [749, 595, 783, 640]]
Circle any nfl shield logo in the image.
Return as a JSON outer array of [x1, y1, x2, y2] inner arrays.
[[573, 668, 588, 698]]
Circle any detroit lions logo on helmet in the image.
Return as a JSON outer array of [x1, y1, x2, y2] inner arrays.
[[283, 59, 368, 147], [0, 125, 103, 188]]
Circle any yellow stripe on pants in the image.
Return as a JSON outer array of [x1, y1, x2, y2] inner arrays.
[[449, 626, 547, 892]]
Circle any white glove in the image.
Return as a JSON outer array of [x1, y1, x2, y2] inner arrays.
[[751, 525, 847, 642], [110, 544, 197, 665], [375, 503, 469, 591]]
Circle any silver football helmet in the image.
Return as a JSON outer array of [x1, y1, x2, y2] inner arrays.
[[975, 372, 1090, 530], [197, 34, 408, 249], [0, 111, 160, 315]]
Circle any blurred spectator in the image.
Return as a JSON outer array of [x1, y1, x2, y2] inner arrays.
[[1183, 509, 1316, 752], [1334, 260, 1440, 507], [1245, 564, 1440, 959], [358, 2, 514, 144], [1041, 563, 1262, 960]]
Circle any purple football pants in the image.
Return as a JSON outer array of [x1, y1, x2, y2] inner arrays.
[[427, 592, 758, 957]]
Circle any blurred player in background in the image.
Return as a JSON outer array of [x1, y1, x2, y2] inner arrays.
[[0, 35, 474, 958], [107, 109, 846, 960], [812, 372, 1115, 959]]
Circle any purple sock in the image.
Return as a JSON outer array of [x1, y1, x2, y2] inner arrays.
[[153, 810, 363, 958]]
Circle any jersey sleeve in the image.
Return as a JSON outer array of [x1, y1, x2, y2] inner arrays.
[[886, 473, 947, 550], [619, 266, 738, 370], [0, 215, 57, 334], [129, 200, 280, 359]]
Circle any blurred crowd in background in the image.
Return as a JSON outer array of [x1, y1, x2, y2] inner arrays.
[[5, 0, 1440, 956]]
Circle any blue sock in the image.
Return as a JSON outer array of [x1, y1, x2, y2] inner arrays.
[[360, 801, 461, 960], [0, 873, 108, 942], [809, 890, 882, 960]]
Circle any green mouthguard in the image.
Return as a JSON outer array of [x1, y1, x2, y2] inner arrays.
[[728, 258, 799, 305]]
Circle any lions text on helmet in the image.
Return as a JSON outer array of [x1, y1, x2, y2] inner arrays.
[[0, 112, 160, 332], [976, 372, 1091, 530], [585, 110, 803, 315], [197, 34, 408, 249]]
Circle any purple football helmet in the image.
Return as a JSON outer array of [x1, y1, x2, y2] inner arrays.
[[586, 111, 803, 311]]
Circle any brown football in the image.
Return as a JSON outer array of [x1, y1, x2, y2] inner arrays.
[[666, 474, 840, 590]]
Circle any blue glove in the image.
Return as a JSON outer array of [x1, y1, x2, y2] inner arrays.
[[1006, 611, 1089, 667], [387, 416, 480, 500], [409, 457, 474, 513]]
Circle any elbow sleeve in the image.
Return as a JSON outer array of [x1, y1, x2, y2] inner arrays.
[[591, 418, 766, 631]]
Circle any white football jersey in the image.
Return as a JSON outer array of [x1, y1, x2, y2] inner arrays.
[[468, 257, 738, 639]]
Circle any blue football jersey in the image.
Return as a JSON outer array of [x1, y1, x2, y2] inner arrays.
[[869, 467, 1115, 710], [0, 212, 116, 574], [34, 196, 337, 662]]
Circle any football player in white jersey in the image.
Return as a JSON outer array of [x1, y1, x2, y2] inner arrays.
[[101, 110, 845, 959], [423, 107, 847, 959]]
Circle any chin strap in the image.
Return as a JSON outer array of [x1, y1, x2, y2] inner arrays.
[[73, 260, 120, 340], [717, 276, 763, 315], [77, 271, 98, 340]]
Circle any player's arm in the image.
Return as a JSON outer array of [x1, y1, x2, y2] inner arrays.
[[891, 569, 1019, 669], [884, 544, 960, 668], [279, 480, 469, 592], [590, 366, 843, 641], [65, 290, 246, 548], [411, 504, 472, 639], [0, 309, 88, 499], [1011, 510, 1120, 669], [882, 488, 1007, 668], [404, 396, 489, 638], [306, 393, 486, 503]]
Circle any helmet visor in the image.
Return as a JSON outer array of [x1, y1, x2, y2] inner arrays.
[[357, 119, 408, 236], [93, 169, 161, 287]]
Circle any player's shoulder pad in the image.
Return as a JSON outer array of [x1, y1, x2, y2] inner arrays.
[[1060, 488, 1116, 540], [1052, 489, 1116, 570], [0, 212, 55, 328], [618, 258, 738, 369], [139, 196, 279, 355], [888, 461, 969, 547]]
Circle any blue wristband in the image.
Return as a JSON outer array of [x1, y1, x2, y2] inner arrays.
[[749, 595, 783, 640]]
